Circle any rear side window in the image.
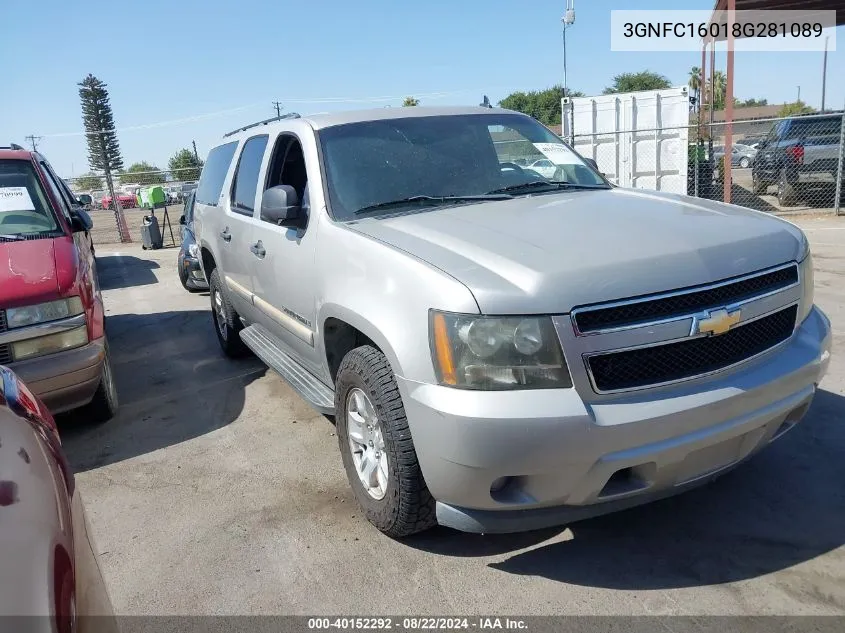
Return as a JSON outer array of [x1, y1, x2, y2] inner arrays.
[[230, 135, 269, 215], [0, 160, 60, 236], [196, 141, 237, 206]]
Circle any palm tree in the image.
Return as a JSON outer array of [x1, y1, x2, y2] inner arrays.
[[402, 96, 420, 107], [711, 70, 727, 110], [689, 66, 701, 111]]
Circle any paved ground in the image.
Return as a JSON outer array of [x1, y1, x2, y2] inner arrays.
[[60, 215, 845, 616]]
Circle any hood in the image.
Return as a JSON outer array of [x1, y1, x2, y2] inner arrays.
[[346, 188, 805, 314], [0, 238, 60, 307]]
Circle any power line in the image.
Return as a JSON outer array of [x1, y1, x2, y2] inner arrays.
[[25, 134, 42, 151], [39, 88, 508, 139]]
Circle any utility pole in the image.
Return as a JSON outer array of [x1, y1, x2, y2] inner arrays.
[[192, 140, 199, 161], [561, 0, 575, 144], [25, 134, 42, 152], [797, 85, 801, 103], [272, 101, 283, 118], [821, 36, 829, 112]]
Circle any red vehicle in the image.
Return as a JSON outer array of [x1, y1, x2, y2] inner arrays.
[[0, 144, 118, 422], [100, 192, 135, 209], [0, 365, 117, 631]]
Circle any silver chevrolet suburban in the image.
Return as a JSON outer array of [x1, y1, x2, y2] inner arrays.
[[194, 106, 831, 537]]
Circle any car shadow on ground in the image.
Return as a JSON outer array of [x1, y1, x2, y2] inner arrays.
[[59, 310, 266, 472], [96, 255, 160, 290], [406, 388, 845, 589], [703, 183, 782, 213]]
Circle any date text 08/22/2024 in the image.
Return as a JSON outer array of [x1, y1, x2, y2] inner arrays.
[[307, 617, 528, 630]]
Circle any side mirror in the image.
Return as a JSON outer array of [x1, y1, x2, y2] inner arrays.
[[70, 207, 93, 233], [583, 158, 599, 172], [260, 185, 301, 226], [179, 215, 186, 225]]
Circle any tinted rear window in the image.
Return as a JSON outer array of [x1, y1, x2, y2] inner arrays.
[[196, 142, 237, 206], [0, 160, 60, 236]]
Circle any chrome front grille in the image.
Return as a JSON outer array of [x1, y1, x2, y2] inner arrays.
[[556, 262, 803, 395], [572, 264, 798, 334], [587, 305, 797, 392]]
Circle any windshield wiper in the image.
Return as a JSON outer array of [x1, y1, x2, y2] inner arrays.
[[0, 233, 26, 241], [353, 194, 512, 216], [487, 181, 606, 195]]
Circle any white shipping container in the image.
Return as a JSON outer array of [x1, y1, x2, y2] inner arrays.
[[562, 87, 690, 194]]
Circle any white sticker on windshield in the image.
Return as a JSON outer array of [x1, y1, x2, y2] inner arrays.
[[0, 187, 36, 212], [532, 143, 581, 166]]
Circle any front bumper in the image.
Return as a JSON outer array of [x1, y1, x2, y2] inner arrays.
[[9, 338, 106, 414], [398, 306, 831, 533], [179, 252, 208, 288]]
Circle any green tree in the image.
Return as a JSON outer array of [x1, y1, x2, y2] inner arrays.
[[498, 85, 584, 126], [119, 161, 165, 185], [402, 96, 420, 107], [168, 148, 204, 182], [78, 74, 123, 174], [737, 97, 768, 107], [689, 66, 702, 109], [603, 71, 671, 95], [73, 172, 103, 191], [778, 100, 816, 117]]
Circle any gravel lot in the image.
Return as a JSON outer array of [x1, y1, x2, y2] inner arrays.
[[60, 215, 845, 616]]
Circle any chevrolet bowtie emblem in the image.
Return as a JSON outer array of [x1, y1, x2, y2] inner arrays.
[[695, 308, 742, 336]]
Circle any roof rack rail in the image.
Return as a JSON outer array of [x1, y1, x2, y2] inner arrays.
[[223, 113, 301, 138], [1, 143, 26, 150]]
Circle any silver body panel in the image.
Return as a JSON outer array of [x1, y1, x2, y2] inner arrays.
[[195, 107, 832, 533]]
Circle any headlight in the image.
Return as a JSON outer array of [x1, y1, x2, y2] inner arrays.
[[188, 243, 199, 258], [12, 325, 89, 361], [6, 297, 84, 329], [798, 249, 814, 324], [430, 311, 572, 390]]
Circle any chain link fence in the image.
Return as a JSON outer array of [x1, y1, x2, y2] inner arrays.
[[568, 112, 845, 215], [65, 169, 194, 245]]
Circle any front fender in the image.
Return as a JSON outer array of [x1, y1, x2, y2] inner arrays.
[[315, 219, 479, 384]]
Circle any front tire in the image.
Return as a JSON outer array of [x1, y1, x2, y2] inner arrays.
[[335, 345, 436, 538], [752, 173, 768, 194], [208, 268, 248, 357], [739, 157, 750, 168], [81, 340, 118, 424]]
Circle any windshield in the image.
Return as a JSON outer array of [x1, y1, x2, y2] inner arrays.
[[318, 113, 607, 220], [0, 160, 61, 237]]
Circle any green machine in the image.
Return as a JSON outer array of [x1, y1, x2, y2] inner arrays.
[[139, 185, 167, 209]]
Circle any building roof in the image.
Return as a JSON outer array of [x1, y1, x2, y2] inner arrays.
[[711, 0, 845, 28]]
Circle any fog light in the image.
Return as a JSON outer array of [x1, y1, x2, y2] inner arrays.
[[490, 477, 511, 493]]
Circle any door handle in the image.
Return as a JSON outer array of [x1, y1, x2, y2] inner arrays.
[[250, 240, 266, 258], [220, 227, 232, 242]]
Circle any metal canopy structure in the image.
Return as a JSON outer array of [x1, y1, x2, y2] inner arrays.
[[702, 0, 845, 203]]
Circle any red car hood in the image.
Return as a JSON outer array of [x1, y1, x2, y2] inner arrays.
[[0, 238, 61, 307]]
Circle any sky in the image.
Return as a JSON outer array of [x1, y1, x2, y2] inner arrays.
[[1, 0, 842, 179]]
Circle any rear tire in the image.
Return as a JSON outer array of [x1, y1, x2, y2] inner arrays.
[[752, 173, 768, 194], [777, 168, 797, 207], [739, 157, 750, 168], [335, 345, 437, 538], [208, 268, 248, 357]]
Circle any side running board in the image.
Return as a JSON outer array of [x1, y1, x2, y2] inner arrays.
[[240, 324, 335, 414]]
